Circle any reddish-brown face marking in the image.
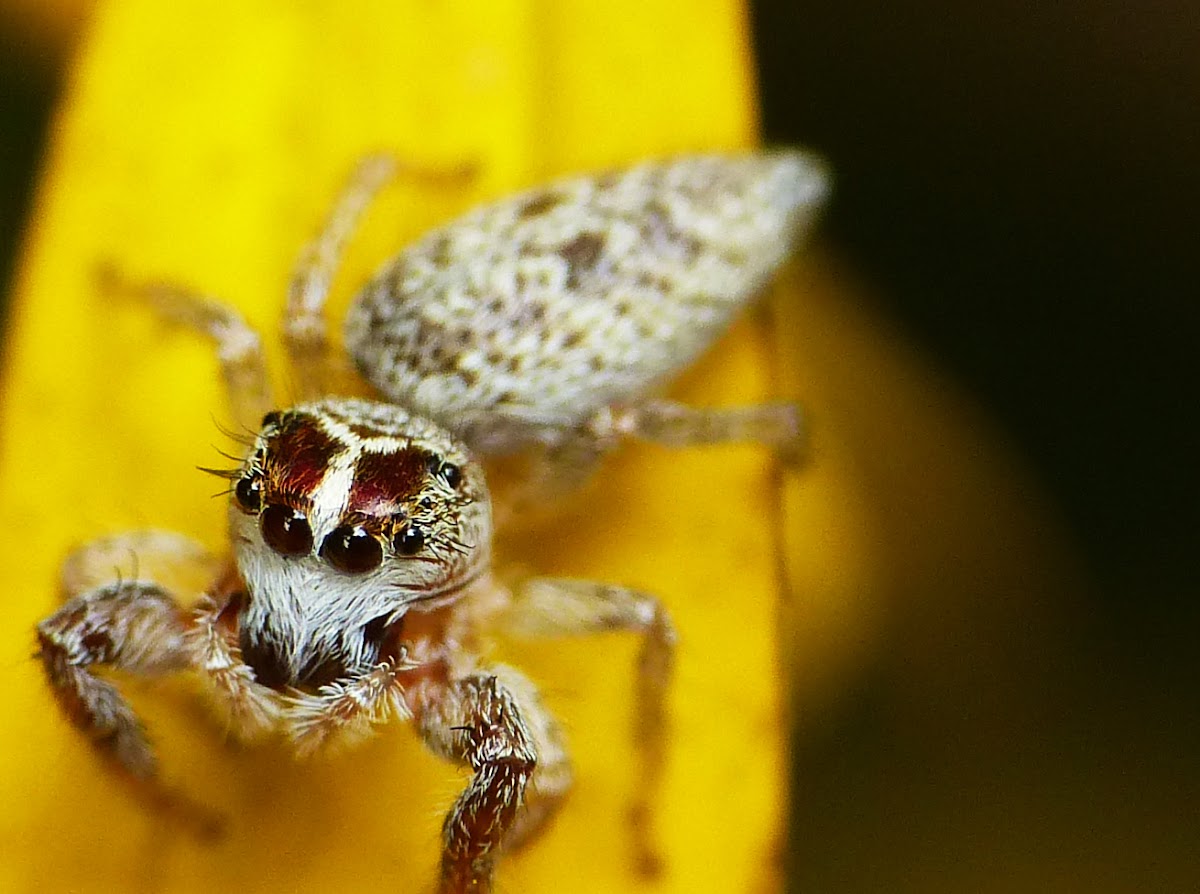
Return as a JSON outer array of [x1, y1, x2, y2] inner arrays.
[[347, 447, 431, 517], [263, 414, 342, 503]]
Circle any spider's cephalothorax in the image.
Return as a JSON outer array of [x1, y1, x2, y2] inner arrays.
[[227, 399, 490, 691]]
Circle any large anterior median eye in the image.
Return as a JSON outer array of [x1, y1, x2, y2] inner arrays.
[[260, 504, 313, 556], [321, 525, 384, 574]]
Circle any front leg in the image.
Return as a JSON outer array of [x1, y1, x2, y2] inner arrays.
[[412, 670, 547, 894], [37, 531, 226, 837], [37, 579, 222, 837], [38, 581, 185, 779]]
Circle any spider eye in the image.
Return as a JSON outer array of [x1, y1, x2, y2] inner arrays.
[[235, 476, 261, 512], [427, 455, 462, 489], [440, 462, 462, 489], [393, 525, 425, 556], [321, 525, 383, 574], [260, 505, 313, 556]]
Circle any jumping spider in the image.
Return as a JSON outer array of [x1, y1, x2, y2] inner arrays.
[[36, 151, 825, 893]]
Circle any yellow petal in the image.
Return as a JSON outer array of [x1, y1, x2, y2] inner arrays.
[[0, 2, 787, 893]]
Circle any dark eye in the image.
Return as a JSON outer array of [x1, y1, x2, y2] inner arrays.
[[393, 525, 425, 556], [440, 462, 462, 489], [235, 476, 261, 512], [321, 525, 383, 574], [427, 454, 462, 489], [260, 505, 313, 556], [261, 411, 282, 429]]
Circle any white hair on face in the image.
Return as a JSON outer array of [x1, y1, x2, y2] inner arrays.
[[231, 399, 490, 689]]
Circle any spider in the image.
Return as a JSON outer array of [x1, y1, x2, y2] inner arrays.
[[35, 151, 825, 892]]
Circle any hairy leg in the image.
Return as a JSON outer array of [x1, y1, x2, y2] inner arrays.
[[37, 581, 221, 837], [102, 269, 273, 432], [39, 531, 228, 836], [283, 656, 412, 756], [38, 581, 187, 778], [502, 578, 676, 876], [488, 398, 805, 524], [284, 155, 478, 398], [485, 666, 572, 853], [188, 590, 279, 743], [603, 397, 806, 463], [284, 155, 397, 398], [412, 668, 559, 894]]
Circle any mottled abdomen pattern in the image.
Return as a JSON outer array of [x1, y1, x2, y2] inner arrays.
[[344, 151, 829, 447]]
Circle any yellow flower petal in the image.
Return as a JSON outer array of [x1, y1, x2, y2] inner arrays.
[[0, 2, 788, 892]]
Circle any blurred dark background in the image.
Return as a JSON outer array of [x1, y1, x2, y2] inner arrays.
[[2, 2, 1196, 890], [0, 13, 60, 302], [750, 1, 1198, 890], [754, 0, 1199, 611]]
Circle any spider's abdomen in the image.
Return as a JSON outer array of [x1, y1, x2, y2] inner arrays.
[[344, 152, 828, 445]]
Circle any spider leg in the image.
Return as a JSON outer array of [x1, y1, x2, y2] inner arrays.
[[102, 268, 273, 432], [284, 154, 397, 399], [283, 658, 411, 756], [38, 581, 185, 778], [601, 397, 807, 464], [487, 398, 806, 524], [285, 155, 478, 398], [412, 667, 568, 894], [480, 666, 572, 854], [37, 532, 226, 838], [58, 530, 222, 602], [188, 589, 280, 742], [502, 577, 676, 877]]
